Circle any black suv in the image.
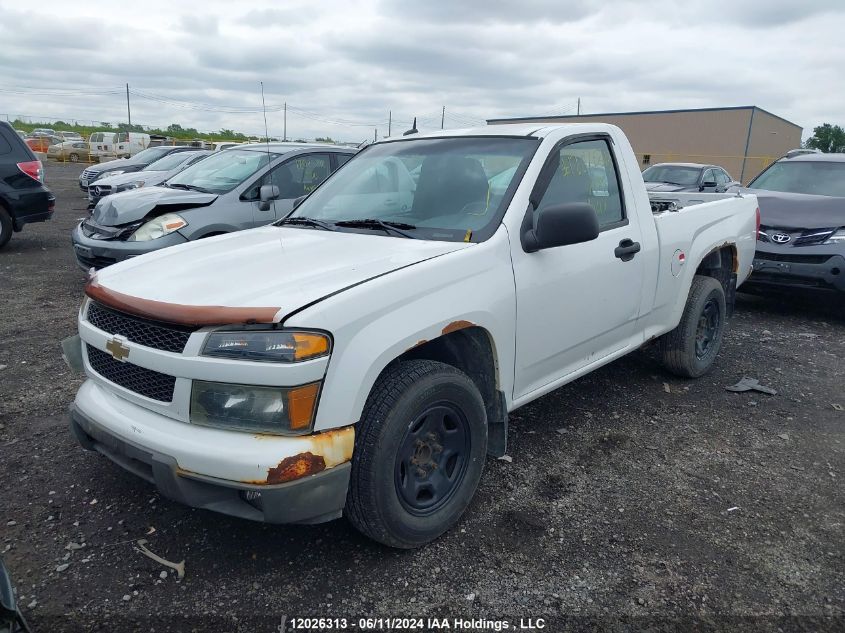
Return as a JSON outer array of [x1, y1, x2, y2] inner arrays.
[[0, 121, 55, 249], [78, 145, 198, 192]]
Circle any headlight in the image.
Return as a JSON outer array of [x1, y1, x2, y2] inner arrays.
[[202, 330, 330, 363], [127, 213, 187, 241], [116, 180, 144, 192], [190, 380, 321, 434], [823, 229, 845, 244]]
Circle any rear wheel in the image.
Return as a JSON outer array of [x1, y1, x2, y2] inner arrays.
[[0, 206, 13, 249], [660, 275, 727, 378], [69, 153, 79, 162], [346, 360, 487, 548]]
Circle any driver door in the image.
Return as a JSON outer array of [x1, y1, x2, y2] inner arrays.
[[248, 153, 332, 224]]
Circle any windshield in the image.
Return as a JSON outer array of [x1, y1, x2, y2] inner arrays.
[[642, 165, 702, 185], [167, 149, 280, 194], [143, 152, 197, 172], [748, 161, 845, 197], [286, 137, 538, 242], [131, 147, 175, 164]]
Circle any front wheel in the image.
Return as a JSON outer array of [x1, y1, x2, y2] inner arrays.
[[69, 153, 79, 162], [659, 275, 727, 378], [346, 360, 488, 548], [0, 207, 13, 249]]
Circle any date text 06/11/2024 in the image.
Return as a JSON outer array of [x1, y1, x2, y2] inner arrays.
[[284, 617, 548, 631]]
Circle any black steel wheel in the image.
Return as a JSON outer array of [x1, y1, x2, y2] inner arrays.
[[346, 359, 488, 548]]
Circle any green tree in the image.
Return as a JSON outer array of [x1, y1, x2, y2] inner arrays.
[[805, 123, 845, 153]]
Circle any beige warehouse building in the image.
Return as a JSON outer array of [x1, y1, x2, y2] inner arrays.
[[488, 106, 802, 184]]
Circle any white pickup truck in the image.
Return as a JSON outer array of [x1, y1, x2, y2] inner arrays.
[[66, 123, 759, 548]]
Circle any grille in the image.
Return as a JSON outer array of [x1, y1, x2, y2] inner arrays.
[[75, 252, 117, 270], [86, 344, 176, 402], [87, 302, 195, 353], [756, 253, 833, 264], [82, 168, 97, 179]]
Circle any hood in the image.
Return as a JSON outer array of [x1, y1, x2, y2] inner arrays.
[[644, 181, 688, 192], [93, 170, 168, 188], [742, 188, 845, 229], [91, 186, 218, 226], [86, 158, 134, 174], [90, 226, 473, 324]]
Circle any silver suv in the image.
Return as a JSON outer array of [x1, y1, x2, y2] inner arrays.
[[71, 143, 355, 269]]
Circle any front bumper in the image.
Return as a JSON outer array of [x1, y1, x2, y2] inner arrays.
[[69, 389, 352, 525], [746, 251, 845, 294], [71, 221, 188, 270]]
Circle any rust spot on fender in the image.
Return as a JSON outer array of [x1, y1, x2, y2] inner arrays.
[[85, 279, 280, 326], [442, 320, 474, 335], [266, 452, 326, 484]]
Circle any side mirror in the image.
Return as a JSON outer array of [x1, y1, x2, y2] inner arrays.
[[700, 181, 717, 191], [258, 184, 280, 211], [521, 202, 600, 253]]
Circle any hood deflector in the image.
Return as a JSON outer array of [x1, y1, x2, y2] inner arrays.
[[85, 279, 281, 326]]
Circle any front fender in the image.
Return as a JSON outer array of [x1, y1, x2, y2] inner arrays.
[[285, 230, 517, 432]]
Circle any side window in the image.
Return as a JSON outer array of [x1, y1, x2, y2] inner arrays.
[[335, 153, 353, 168], [716, 170, 731, 185], [251, 154, 332, 200], [536, 138, 624, 229], [702, 169, 716, 185]]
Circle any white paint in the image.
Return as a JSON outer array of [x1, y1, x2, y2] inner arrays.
[[74, 123, 757, 488]]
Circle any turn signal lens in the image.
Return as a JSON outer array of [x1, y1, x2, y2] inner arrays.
[[287, 382, 321, 430]]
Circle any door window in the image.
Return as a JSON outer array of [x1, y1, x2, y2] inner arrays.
[[535, 138, 625, 229], [259, 154, 331, 199], [701, 169, 716, 186], [715, 169, 731, 185]]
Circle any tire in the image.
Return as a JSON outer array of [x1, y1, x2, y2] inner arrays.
[[69, 153, 79, 162], [346, 359, 488, 548], [659, 275, 727, 378], [0, 206, 13, 249]]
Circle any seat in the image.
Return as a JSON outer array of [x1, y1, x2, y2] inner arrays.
[[411, 155, 489, 221]]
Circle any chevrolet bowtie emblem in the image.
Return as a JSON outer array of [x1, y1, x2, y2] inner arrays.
[[106, 337, 130, 362]]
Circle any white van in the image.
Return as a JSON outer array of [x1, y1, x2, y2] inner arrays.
[[88, 131, 115, 160], [114, 131, 150, 158], [87, 131, 151, 161]]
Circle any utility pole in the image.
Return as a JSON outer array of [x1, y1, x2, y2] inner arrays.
[[388, 110, 392, 137], [577, 97, 581, 115], [441, 106, 445, 129], [126, 83, 132, 127], [283, 102, 287, 141]]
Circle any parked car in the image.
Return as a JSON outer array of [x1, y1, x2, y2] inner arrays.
[[30, 128, 56, 137], [78, 145, 198, 191], [25, 135, 62, 153], [86, 149, 211, 207], [64, 123, 758, 547], [210, 141, 243, 151], [734, 152, 845, 296], [0, 121, 55, 249], [47, 140, 91, 162], [57, 130, 84, 141], [72, 143, 354, 269], [642, 162, 739, 193]]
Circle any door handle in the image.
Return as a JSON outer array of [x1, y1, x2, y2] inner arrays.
[[614, 238, 641, 261]]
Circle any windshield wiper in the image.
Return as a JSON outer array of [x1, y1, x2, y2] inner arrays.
[[334, 218, 419, 239], [277, 217, 336, 231], [167, 183, 211, 193]]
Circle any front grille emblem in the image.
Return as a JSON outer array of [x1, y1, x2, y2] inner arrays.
[[105, 337, 130, 362], [771, 232, 791, 244]]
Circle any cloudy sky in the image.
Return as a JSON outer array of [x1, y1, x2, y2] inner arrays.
[[1, 0, 843, 142]]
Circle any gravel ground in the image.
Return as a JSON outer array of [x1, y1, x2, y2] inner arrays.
[[1, 162, 843, 632]]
